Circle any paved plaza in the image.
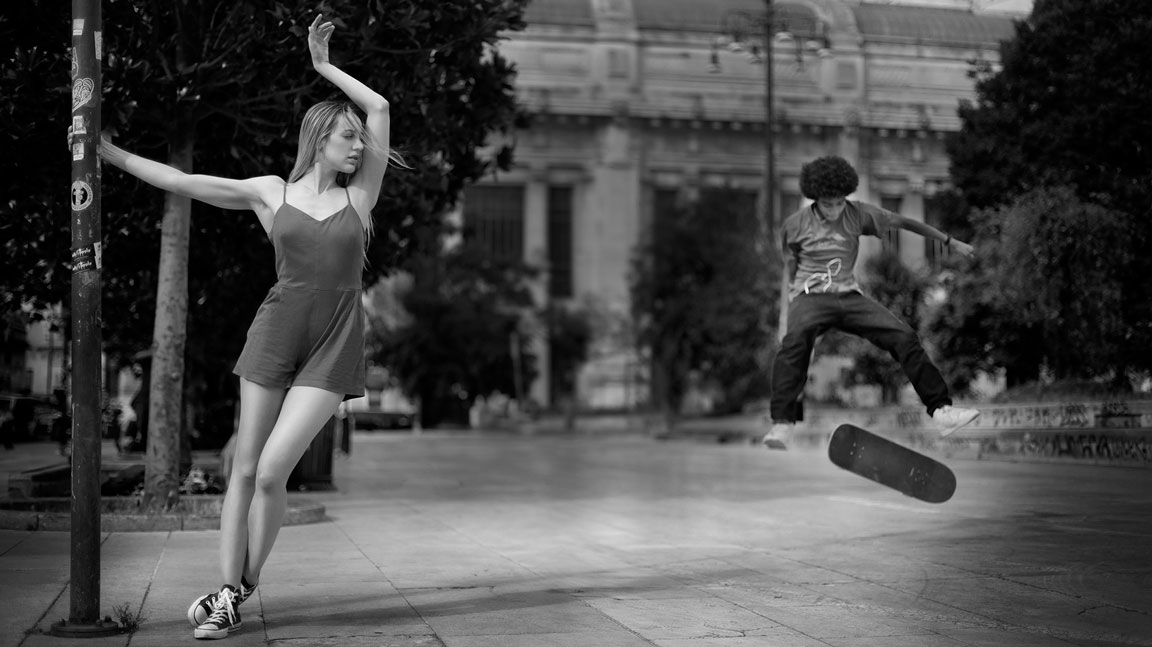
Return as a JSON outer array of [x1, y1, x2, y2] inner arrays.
[[2, 431, 1150, 646]]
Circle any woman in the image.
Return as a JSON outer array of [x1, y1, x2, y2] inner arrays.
[[95, 15, 394, 640]]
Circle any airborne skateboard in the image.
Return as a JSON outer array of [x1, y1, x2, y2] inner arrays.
[[827, 424, 956, 503]]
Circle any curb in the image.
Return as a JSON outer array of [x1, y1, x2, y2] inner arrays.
[[0, 495, 327, 532]]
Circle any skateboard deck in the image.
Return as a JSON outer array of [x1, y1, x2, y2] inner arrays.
[[827, 424, 956, 504]]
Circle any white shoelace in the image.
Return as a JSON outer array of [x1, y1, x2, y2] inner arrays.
[[202, 588, 238, 628]]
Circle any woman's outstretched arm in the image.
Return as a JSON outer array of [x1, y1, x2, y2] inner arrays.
[[99, 136, 275, 214]]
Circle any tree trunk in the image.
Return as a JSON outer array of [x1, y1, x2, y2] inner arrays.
[[142, 136, 192, 511]]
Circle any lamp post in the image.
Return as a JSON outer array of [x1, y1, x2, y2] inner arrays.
[[710, 1, 831, 334]]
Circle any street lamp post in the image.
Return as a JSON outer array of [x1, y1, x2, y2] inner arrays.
[[711, 1, 831, 334]]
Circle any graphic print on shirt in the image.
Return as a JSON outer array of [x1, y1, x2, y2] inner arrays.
[[782, 201, 894, 300]]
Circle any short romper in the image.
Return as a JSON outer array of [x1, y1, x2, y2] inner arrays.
[[233, 184, 366, 398]]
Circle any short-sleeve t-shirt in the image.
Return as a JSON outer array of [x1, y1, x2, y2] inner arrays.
[[781, 200, 895, 300]]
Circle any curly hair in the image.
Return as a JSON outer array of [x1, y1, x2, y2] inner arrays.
[[799, 155, 859, 200]]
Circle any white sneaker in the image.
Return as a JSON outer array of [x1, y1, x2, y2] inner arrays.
[[188, 577, 257, 627], [762, 422, 794, 450], [194, 585, 241, 640], [932, 405, 979, 437]]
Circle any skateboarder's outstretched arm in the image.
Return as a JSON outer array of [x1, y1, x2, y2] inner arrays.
[[889, 214, 975, 258]]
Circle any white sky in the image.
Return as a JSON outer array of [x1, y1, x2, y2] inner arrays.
[[872, 0, 1032, 13]]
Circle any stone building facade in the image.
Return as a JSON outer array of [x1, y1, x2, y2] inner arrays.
[[465, 0, 1020, 408]]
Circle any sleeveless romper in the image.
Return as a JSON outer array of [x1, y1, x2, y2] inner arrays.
[[233, 183, 366, 398]]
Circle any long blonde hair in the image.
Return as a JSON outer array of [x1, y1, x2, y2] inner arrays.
[[287, 101, 407, 242], [288, 101, 373, 188]]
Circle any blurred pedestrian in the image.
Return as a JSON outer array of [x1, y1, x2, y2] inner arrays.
[[0, 402, 14, 450], [82, 13, 398, 640], [50, 391, 71, 457], [763, 155, 980, 450]]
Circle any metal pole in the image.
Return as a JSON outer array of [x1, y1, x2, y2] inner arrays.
[[764, 0, 776, 249], [54, 0, 118, 637], [763, 0, 792, 339]]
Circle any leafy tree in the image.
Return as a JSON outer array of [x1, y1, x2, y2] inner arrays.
[[367, 244, 538, 428], [817, 250, 932, 405], [925, 186, 1134, 388], [1, 0, 527, 506], [546, 303, 593, 408], [630, 188, 777, 416], [947, 0, 1152, 382]]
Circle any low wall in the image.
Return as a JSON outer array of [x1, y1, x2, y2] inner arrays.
[[671, 400, 1152, 467]]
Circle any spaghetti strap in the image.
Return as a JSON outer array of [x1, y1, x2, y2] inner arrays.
[[344, 186, 351, 208], [283, 181, 289, 201]]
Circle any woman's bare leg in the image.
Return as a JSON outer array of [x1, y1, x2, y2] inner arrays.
[[219, 379, 286, 588], [245, 386, 343, 580]]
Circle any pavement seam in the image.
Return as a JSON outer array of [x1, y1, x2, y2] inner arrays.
[[124, 530, 171, 647], [327, 514, 443, 643], [16, 531, 116, 646], [16, 581, 69, 647]]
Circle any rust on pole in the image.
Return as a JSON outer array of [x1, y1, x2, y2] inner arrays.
[[53, 0, 118, 637]]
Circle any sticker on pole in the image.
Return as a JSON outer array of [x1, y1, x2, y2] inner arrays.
[[72, 243, 102, 273], [71, 180, 93, 211], [72, 78, 94, 112]]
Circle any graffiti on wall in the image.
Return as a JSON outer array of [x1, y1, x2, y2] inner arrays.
[[975, 432, 1152, 464]]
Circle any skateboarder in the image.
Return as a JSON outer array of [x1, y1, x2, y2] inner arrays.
[[764, 155, 979, 450]]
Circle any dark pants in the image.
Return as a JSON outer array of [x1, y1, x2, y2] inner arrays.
[[770, 291, 951, 422]]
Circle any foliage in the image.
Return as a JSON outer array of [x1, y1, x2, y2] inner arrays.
[[947, 0, 1152, 381], [545, 303, 593, 404], [816, 250, 932, 404], [1, 0, 528, 360], [367, 243, 538, 428], [924, 186, 1135, 388], [629, 188, 777, 414], [3, 0, 527, 505]]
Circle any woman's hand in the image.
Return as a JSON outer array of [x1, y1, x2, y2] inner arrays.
[[67, 125, 111, 158], [307, 14, 334, 68]]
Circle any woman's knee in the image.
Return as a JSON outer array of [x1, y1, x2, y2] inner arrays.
[[230, 461, 260, 489], [254, 463, 290, 493]]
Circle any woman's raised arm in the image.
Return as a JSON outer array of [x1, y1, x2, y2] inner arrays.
[[307, 14, 391, 215]]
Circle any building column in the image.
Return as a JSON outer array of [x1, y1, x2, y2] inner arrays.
[[901, 177, 926, 269], [523, 170, 550, 406]]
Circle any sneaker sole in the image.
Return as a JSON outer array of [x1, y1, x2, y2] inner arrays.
[[194, 620, 241, 640], [939, 411, 980, 438]]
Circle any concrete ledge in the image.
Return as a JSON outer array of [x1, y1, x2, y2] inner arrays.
[[663, 401, 1152, 467], [0, 495, 327, 532]]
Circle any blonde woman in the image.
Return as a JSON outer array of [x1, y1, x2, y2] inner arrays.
[[92, 15, 394, 640]]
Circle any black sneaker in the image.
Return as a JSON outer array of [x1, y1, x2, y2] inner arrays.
[[194, 585, 241, 640], [187, 577, 256, 627]]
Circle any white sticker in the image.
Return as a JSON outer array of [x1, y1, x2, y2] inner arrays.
[[72, 116, 86, 134], [73, 19, 84, 36], [72, 78, 94, 112], [95, 31, 102, 59], [71, 180, 93, 211], [73, 143, 84, 161]]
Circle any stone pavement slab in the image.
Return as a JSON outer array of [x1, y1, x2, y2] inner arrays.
[[2, 433, 1151, 646]]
